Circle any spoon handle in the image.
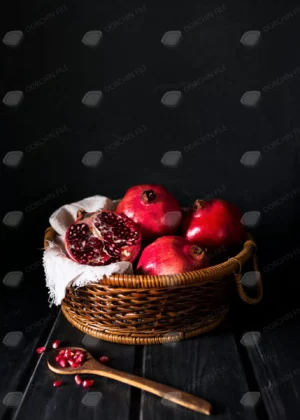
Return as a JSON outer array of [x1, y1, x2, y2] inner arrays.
[[87, 365, 212, 415]]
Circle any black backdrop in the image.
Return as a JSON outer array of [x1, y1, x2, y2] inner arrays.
[[1, 1, 300, 330]]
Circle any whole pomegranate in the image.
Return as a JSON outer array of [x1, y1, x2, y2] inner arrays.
[[137, 236, 209, 275], [182, 199, 246, 248], [116, 184, 182, 241], [64, 210, 141, 266]]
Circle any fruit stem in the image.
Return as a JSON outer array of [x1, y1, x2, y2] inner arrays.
[[193, 200, 205, 210], [192, 245, 204, 256], [141, 190, 156, 203]]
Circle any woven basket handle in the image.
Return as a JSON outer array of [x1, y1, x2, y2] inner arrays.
[[233, 249, 263, 305]]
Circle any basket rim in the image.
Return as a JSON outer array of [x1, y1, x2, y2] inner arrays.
[[44, 226, 256, 289]]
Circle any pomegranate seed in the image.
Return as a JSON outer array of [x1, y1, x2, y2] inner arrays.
[[52, 340, 60, 349], [55, 348, 86, 369], [99, 356, 109, 364], [36, 347, 46, 354], [72, 363, 81, 368], [74, 375, 82, 385], [59, 358, 67, 368], [82, 380, 94, 388], [53, 381, 63, 387], [68, 359, 80, 368], [76, 354, 84, 360]]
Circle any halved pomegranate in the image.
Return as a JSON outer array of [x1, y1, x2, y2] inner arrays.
[[64, 210, 142, 266]]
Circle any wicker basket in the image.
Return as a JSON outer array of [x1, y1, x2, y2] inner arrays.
[[44, 228, 263, 345]]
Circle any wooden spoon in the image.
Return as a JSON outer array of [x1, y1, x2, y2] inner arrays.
[[47, 347, 212, 415]]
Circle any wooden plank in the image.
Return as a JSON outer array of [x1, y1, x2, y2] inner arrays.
[[242, 315, 300, 420], [12, 312, 136, 420], [140, 323, 259, 420], [0, 275, 58, 420]]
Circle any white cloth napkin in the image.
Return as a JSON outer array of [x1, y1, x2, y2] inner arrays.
[[43, 195, 133, 306]]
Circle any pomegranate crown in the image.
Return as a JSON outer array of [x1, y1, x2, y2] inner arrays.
[[141, 189, 157, 203], [193, 199, 206, 210]]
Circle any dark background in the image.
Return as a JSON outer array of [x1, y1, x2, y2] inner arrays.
[[1, 0, 300, 388]]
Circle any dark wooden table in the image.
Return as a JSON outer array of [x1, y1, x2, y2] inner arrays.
[[2, 291, 300, 420]]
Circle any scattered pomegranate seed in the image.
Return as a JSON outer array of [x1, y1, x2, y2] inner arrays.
[[99, 356, 109, 364], [52, 340, 60, 349], [74, 375, 82, 385], [53, 380, 63, 387], [82, 380, 94, 388], [36, 347, 46, 354]]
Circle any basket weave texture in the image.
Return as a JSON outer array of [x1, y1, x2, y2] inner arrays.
[[44, 227, 263, 345]]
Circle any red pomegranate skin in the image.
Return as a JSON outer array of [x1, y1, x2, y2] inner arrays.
[[137, 236, 210, 275], [116, 184, 182, 241], [182, 199, 246, 248]]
